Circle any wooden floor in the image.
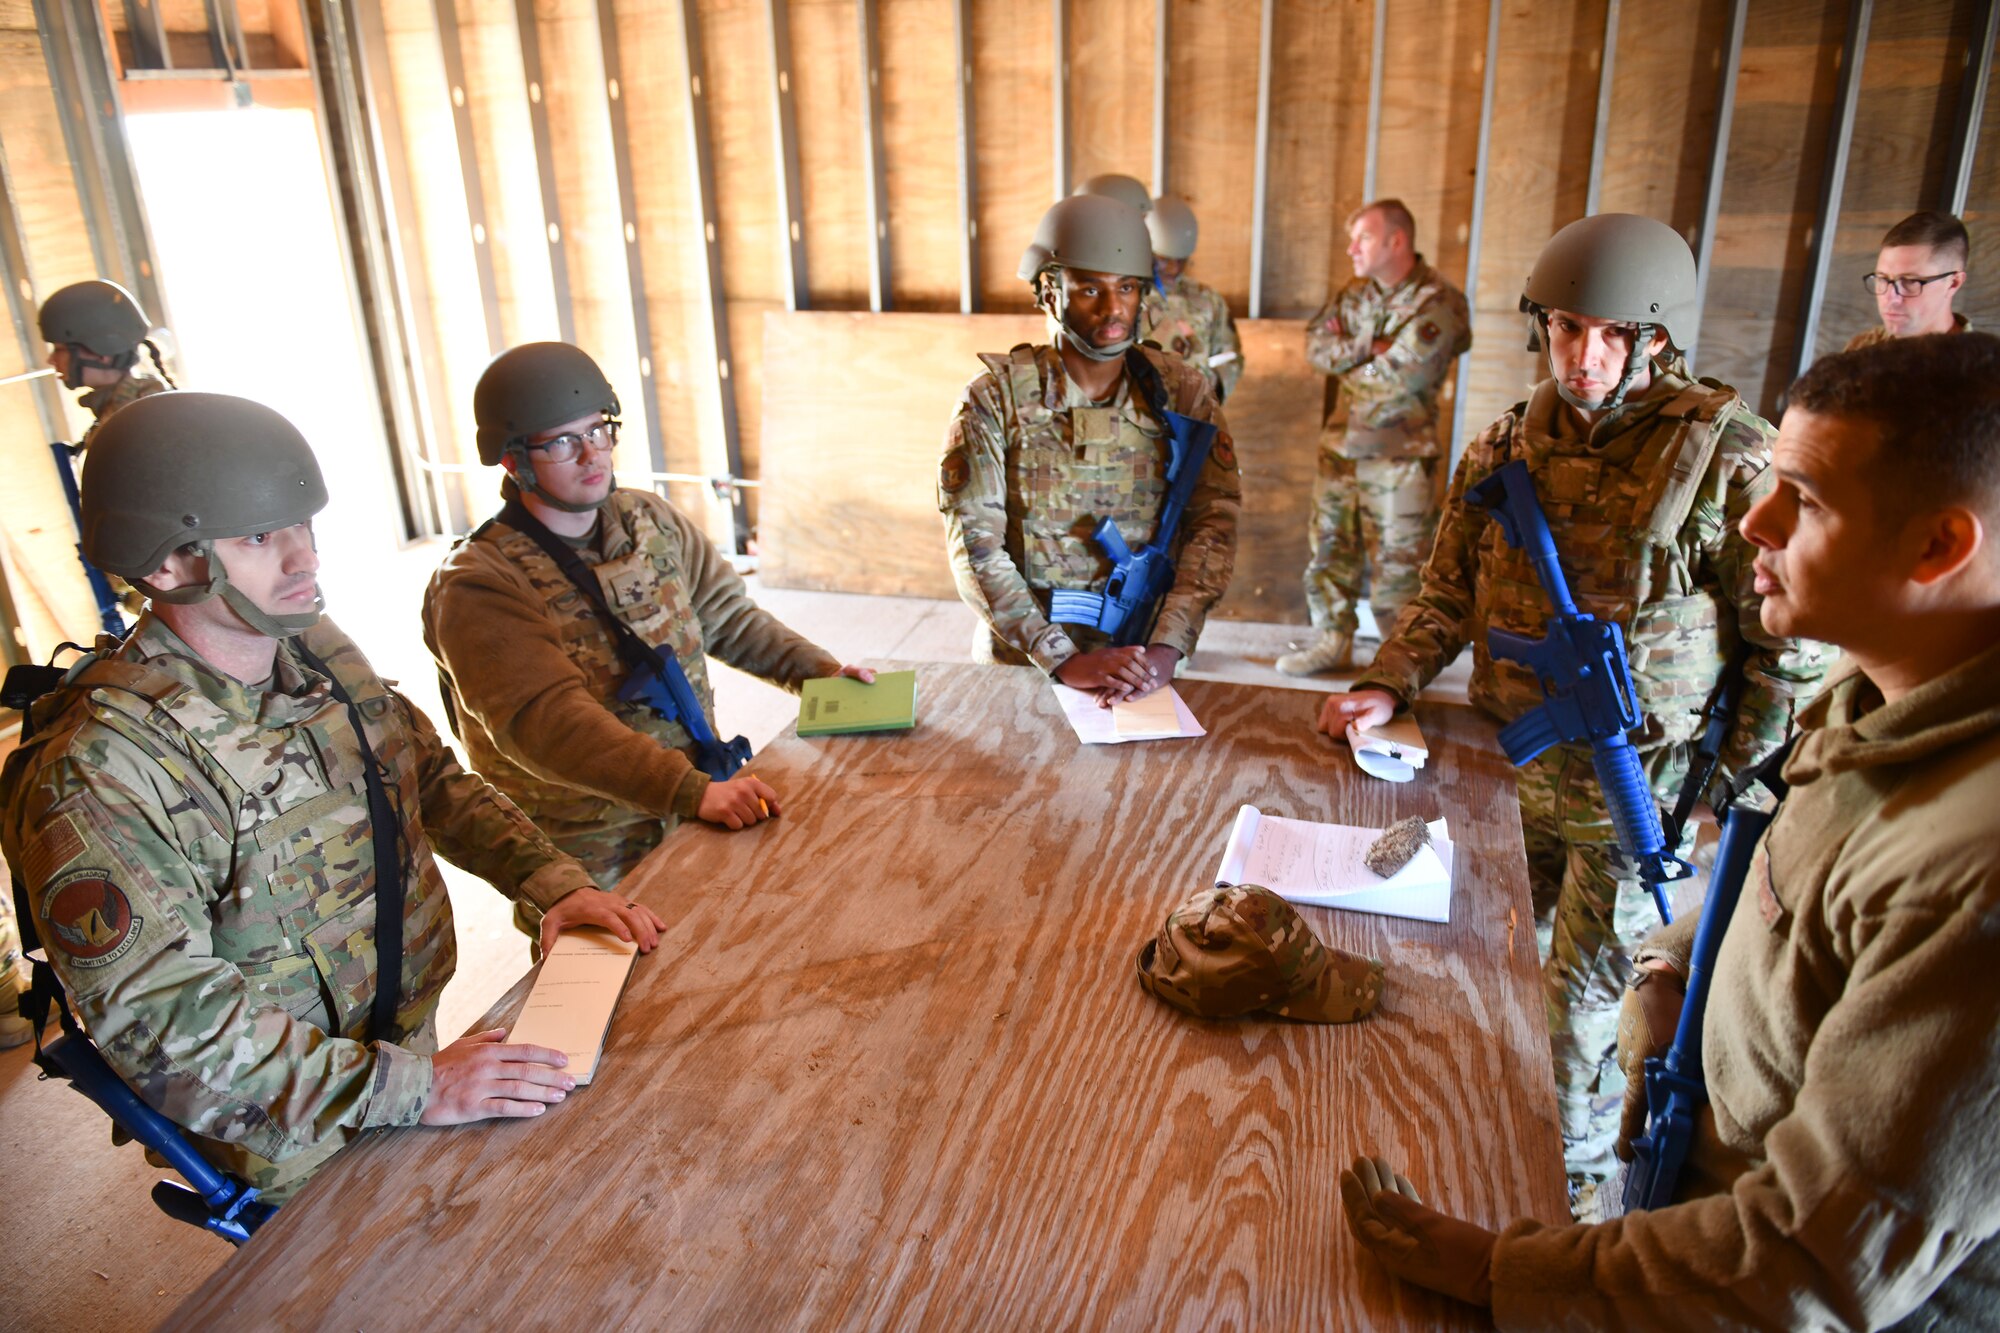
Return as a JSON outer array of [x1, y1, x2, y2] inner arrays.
[[0, 543, 1469, 1330]]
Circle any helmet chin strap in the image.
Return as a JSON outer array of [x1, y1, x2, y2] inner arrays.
[[1541, 312, 1654, 416], [503, 447, 613, 514], [60, 343, 139, 391], [1038, 271, 1137, 363], [130, 540, 324, 639]]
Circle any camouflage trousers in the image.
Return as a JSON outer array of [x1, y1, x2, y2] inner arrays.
[[1515, 745, 1691, 1189], [511, 814, 670, 945], [1303, 452, 1441, 636]]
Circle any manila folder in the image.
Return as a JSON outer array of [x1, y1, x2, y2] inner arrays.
[[506, 927, 639, 1085]]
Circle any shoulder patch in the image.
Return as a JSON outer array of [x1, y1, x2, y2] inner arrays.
[[940, 447, 971, 494], [42, 870, 142, 968], [1210, 430, 1237, 471], [23, 810, 88, 889]]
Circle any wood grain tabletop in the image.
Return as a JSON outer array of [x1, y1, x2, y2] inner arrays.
[[168, 662, 1565, 1332]]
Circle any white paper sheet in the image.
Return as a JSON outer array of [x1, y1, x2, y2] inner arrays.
[[1214, 805, 1453, 923], [1052, 682, 1205, 745], [505, 927, 639, 1085]]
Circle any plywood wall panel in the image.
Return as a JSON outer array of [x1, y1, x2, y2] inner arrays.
[[1163, 0, 1262, 310], [969, 0, 1052, 313], [1961, 0, 2000, 336], [1460, 0, 1603, 440], [792, 0, 868, 307], [1373, 0, 1485, 298], [1599, 0, 1731, 231], [879, 0, 959, 312], [1259, 0, 1371, 320], [456, 0, 561, 345], [1065, 0, 1154, 191]]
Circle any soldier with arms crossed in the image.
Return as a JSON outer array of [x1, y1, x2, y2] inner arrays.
[[1282, 199, 1472, 677], [1318, 215, 1828, 1201], [938, 193, 1241, 703], [1, 393, 663, 1202], [424, 342, 871, 902], [1341, 332, 2000, 1331]]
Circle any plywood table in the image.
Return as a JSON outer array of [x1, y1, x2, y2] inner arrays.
[[169, 664, 1565, 1331]]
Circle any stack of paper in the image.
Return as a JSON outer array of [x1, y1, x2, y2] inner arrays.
[[1052, 682, 1205, 745], [797, 669, 918, 736], [1212, 804, 1453, 923], [505, 927, 640, 1085]]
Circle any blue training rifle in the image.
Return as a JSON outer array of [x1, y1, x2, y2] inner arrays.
[[1047, 352, 1217, 646], [615, 655, 752, 782], [1465, 458, 1693, 923], [1619, 782, 1780, 1212], [50, 442, 126, 637]]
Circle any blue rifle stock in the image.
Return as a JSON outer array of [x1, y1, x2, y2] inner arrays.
[[1466, 458, 1692, 922], [1619, 794, 1774, 1212], [616, 661, 752, 782], [1047, 356, 1217, 646], [51, 442, 125, 636]]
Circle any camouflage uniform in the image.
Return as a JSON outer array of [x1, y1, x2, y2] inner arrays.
[[1141, 276, 1244, 401], [1352, 372, 1830, 1184], [1843, 310, 1972, 352], [424, 484, 840, 891], [77, 373, 168, 448], [0, 614, 594, 1201], [938, 343, 1241, 670], [1303, 258, 1471, 635]]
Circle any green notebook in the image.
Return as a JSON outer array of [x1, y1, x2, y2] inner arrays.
[[796, 669, 918, 736]]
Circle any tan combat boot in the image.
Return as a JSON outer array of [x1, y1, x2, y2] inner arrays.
[[1276, 631, 1354, 677]]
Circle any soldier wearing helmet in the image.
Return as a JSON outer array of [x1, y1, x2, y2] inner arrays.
[[37, 280, 177, 448], [938, 194, 1241, 698], [1134, 194, 1244, 403], [1317, 214, 1830, 1204], [423, 342, 870, 901], [0, 391, 659, 1203], [1281, 198, 1471, 678]]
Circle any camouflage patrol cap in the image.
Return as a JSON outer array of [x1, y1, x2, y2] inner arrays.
[[1523, 213, 1699, 348], [1074, 173, 1154, 216], [473, 341, 621, 467], [38, 280, 150, 357], [1136, 884, 1385, 1024], [80, 391, 328, 577], [1017, 194, 1154, 282], [1147, 195, 1199, 260]]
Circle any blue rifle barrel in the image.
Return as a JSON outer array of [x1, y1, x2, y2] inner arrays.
[[1623, 796, 1775, 1211]]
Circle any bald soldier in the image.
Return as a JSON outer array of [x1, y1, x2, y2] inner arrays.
[[424, 342, 871, 902], [939, 193, 1241, 702], [1847, 210, 1972, 351], [1340, 332, 2000, 1331], [0, 393, 663, 1204], [1282, 199, 1471, 677], [1318, 215, 1827, 1202]]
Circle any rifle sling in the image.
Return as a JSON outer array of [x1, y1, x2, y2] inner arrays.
[[295, 644, 405, 1043], [495, 498, 718, 747]]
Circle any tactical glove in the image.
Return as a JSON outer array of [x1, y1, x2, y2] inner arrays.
[[1339, 1155, 1496, 1307]]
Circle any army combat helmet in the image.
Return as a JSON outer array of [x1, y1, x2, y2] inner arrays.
[[1521, 213, 1699, 413], [473, 341, 622, 514], [80, 392, 329, 638], [1073, 173, 1154, 216], [38, 280, 157, 389], [1147, 195, 1199, 262], [1018, 194, 1154, 362]]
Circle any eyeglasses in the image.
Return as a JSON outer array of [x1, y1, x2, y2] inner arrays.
[[1861, 271, 1960, 297], [524, 418, 620, 463]]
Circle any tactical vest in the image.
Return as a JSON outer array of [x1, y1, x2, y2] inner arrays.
[[460, 489, 713, 827], [1471, 379, 1745, 753], [2, 621, 454, 1046], [978, 343, 1170, 593]]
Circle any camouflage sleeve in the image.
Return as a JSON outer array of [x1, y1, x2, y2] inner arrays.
[[1371, 285, 1472, 401], [1209, 289, 1244, 400], [939, 376, 1080, 673], [425, 553, 704, 822], [1151, 366, 1242, 658], [1701, 432, 1833, 796], [1352, 414, 1508, 704], [15, 755, 430, 1162], [1305, 285, 1373, 377], [651, 496, 843, 690], [400, 691, 597, 910]]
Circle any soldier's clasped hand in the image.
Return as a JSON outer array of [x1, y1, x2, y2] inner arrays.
[[1055, 645, 1158, 703], [699, 773, 781, 830]]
